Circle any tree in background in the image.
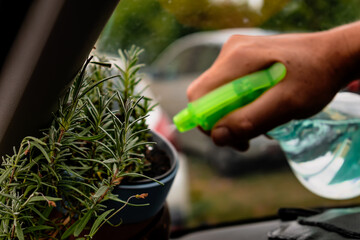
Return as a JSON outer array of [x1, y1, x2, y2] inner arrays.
[[262, 0, 360, 31]]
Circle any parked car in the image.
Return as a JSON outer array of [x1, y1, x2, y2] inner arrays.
[[144, 28, 287, 176]]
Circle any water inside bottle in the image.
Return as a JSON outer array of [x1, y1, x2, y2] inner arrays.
[[269, 102, 360, 200]]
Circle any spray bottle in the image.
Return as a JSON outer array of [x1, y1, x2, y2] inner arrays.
[[173, 62, 287, 132], [173, 62, 360, 200]]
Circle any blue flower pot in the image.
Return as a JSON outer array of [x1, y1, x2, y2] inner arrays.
[[105, 131, 179, 224]]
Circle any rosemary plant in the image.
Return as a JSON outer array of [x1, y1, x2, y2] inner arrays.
[[0, 46, 158, 239]]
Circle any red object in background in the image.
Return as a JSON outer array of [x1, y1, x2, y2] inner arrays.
[[346, 80, 360, 93], [153, 112, 179, 150]]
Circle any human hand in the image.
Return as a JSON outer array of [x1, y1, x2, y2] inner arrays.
[[187, 25, 359, 151]]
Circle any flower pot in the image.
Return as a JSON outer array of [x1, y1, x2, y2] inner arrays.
[[104, 131, 179, 224], [92, 204, 171, 240]]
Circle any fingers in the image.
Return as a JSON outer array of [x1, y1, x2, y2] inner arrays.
[[211, 126, 250, 151], [187, 58, 275, 101], [210, 79, 297, 147], [187, 35, 275, 101]]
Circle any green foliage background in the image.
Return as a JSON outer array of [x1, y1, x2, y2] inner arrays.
[[96, 0, 197, 64], [96, 0, 360, 64]]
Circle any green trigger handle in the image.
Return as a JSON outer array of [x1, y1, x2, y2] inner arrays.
[[173, 62, 287, 132]]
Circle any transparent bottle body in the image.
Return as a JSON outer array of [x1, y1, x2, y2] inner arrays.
[[269, 106, 360, 200]]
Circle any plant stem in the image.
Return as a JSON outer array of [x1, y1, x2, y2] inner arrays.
[[96, 168, 120, 204], [50, 215, 71, 239], [93, 195, 136, 235]]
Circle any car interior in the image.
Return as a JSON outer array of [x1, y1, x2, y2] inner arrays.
[[1, 1, 360, 239]]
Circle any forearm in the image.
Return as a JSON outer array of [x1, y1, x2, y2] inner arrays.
[[324, 21, 360, 83]]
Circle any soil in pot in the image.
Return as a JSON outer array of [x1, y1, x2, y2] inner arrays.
[[122, 137, 172, 184]]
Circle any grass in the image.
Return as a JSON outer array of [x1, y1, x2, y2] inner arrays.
[[186, 155, 360, 228]]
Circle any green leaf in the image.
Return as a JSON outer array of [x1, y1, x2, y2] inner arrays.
[[30, 172, 42, 187], [0, 218, 10, 235], [38, 206, 53, 225], [79, 75, 118, 99], [0, 192, 17, 200], [59, 184, 90, 200], [95, 141, 116, 159], [0, 168, 12, 185], [28, 196, 62, 203], [75, 133, 106, 141], [30, 141, 51, 163], [74, 209, 94, 237], [61, 219, 79, 240], [15, 221, 24, 240], [103, 158, 117, 164], [74, 158, 111, 170], [120, 172, 164, 185], [23, 225, 54, 233], [43, 164, 60, 181], [28, 206, 50, 221], [24, 136, 47, 146], [61, 179, 97, 191], [88, 209, 114, 236], [124, 141, 153, 153], [57, 165, 86, 180], [107, 195, 149, 207], [93, 186, 108, 199], [128, 128, 149, 141], [98, 127, 116, 145], [23, 185, 37, 197]]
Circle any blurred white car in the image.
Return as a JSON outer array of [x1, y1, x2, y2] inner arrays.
[[144, 28, 287, 176]]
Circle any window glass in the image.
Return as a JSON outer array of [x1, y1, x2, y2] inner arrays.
[[96, 0, 360, 231]]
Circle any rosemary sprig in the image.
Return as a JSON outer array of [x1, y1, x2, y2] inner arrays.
[[0, 46, 154, 239]]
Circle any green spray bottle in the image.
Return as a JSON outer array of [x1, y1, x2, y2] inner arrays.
[[173, 62, 287, 132]]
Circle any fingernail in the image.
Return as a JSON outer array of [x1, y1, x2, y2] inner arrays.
[[212, 126, 231, 146]]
